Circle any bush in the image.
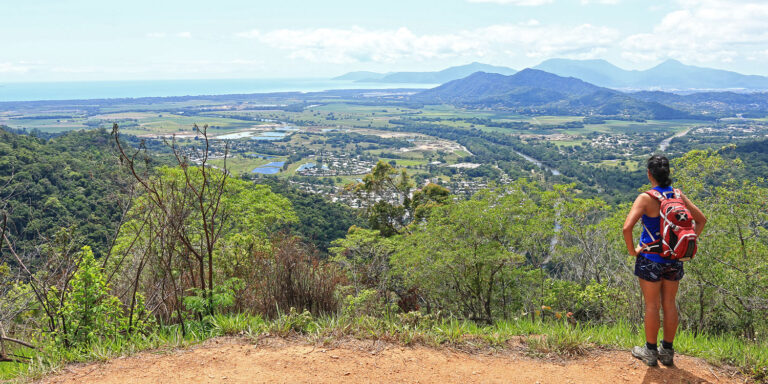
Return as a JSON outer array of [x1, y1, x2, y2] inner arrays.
[[54, 246, 150, 348], [251, 235, 345, 318], [541, 279, 629, 322], [341, 288, 397, 318]]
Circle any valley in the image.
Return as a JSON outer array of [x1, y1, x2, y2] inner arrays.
[[3, 77, 766, 205]]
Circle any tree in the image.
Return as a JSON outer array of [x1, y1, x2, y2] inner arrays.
[[110, 167, 296, 323], [55, 246, 135, 347], [391, 180, 557, 322], [330, 226, 396, 295], [352, 161, 413, 237]]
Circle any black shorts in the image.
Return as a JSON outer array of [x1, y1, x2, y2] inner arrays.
[[634, 255, 684, 282]]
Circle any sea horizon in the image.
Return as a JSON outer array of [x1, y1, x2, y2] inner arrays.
[[0, 78, 437, 102]]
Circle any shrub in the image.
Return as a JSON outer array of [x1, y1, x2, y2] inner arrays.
[[251, 235, 345, 318]]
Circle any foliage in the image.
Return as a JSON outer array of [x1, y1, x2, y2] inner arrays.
[[341, 289, 381, 317], [55, 246, 148, 348], [672, 149, 768, 339], [183, 278, 244, 316], [391, 180, 557, 322], [330, 226, 396, 294], [541, 279, 629, 322], [249, 235, 345, 318], [259, 178, 366, 254], [110, 165, 296, 321], [352, 160, 414, 236], [0, 128, 129, 257]]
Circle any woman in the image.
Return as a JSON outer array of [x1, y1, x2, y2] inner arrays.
[[622, 155, 706, 366]]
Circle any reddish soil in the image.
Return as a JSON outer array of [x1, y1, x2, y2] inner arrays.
[[40, 337, 744, 384]]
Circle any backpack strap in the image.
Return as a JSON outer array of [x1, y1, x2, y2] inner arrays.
[[645, 189, 665, 201], [673, 188, 682, 199]]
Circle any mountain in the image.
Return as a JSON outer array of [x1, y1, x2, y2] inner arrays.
[[333, 62, 516, 84], [631, 90, 768, 116], [533, 59, 628, 88], [534, 58, 768, 91], [415, 69, 602, 103], [413, 69, 691, 119]]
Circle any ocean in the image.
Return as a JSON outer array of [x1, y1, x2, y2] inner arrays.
[[0, 78, 436, 102]]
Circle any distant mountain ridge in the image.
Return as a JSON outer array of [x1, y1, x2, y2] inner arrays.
[[533, 58, 768, 91], [412, 69, 692, 119], [333, 62, 517, 84]]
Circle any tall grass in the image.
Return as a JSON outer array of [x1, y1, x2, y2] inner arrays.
[[2, 313, 766, 382]]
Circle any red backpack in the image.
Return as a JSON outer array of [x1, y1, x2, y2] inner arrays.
[[645, 188, 698, 261]]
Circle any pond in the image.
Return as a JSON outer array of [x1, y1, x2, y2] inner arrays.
[[250, 167, 280, 174], [216, 131, 255, 139], [251, 131, 289, 141], [251, 161, 286, 174], [296, 162, 329, 172]]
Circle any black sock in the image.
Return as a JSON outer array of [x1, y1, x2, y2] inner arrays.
[[646, 342, 658, 351], [661, 340, 673, 350]]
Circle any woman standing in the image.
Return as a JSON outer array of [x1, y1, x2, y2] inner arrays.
[[622, 155, 706, 366]]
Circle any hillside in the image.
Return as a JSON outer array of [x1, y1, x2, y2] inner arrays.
[[333, 62, 516, 83], [0, 127, 128, 257], [0, 128, 358, 257], [631, 90, 768, 116], [535, 58, 768, 91], [413, 69, 692, 119]]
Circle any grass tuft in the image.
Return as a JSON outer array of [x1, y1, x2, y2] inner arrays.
[[2, 313, 766, 383]]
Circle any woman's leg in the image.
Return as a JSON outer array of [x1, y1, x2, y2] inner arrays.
[[638, 278, 662, 344], [660, 278, 680, 343]]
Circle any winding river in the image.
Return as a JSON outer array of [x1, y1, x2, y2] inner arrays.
[[513, 150, 562, 176], [659, 128, 692, 151]]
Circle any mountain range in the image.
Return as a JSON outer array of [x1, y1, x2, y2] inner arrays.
[[333, 62, 517, 84], [533, 59, 768, 91], [337, 59, 768, 91], [412, 69, 690, 119]]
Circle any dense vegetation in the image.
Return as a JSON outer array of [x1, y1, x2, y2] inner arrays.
[[255, 178, 366, 253], [0, 127, 128, 258], [1, 127, 767, 381]]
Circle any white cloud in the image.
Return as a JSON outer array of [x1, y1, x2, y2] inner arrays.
[[622, 0, 768, 65], [145, 32, 192, 39], [235, 29, 260, 39], [466, 0, 553, 5], [0, 62, 30, 73], [241, 23, 618, 64], [580, 0, 620, 4]]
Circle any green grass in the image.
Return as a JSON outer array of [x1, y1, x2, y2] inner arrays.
[[379, 158, 428, 167], [4, 313, 765, 382]]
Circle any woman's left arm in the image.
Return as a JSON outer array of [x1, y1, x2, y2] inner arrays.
[[623, 194, 647, 256]]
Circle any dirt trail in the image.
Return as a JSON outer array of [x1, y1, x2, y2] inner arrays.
[[41, 337, 743, 384]]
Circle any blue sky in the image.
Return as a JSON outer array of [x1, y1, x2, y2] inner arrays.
[[1, 0, 767, 81]]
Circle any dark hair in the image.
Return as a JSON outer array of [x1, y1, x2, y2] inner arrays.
[[647, 155, 672, 187]]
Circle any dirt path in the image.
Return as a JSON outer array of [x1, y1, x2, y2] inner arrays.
[[41, 337, 743, 384]]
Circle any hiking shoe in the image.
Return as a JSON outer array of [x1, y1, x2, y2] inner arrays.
[[632, 345, 659, 366], [658, 346, 674, 366]]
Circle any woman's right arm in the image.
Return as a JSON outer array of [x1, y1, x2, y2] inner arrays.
[[622, 194, 647, 256], [682, 193, 707, 236]]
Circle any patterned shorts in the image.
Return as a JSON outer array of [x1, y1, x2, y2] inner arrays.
[[634, 255, 684, 282]]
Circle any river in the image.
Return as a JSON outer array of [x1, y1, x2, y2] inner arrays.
[[659, 128, 692, 151], [512, 150, 561, 176]]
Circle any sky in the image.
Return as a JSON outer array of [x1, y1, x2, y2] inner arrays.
[[1, 0, 767, 82]]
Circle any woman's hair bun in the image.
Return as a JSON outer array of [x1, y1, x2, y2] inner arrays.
[[647, 155, 672, 187]]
